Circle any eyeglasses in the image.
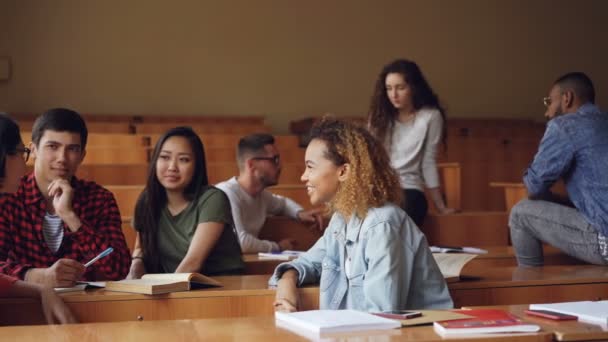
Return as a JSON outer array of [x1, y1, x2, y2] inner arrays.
[[252, 155, 280, 165], [13, 147, 31, 162], [543, 96, 551, 107]]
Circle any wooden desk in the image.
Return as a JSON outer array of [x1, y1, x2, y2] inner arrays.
[[452, 265, 608, 307], [0, 275, 318, 326], [4, 266, 608, 326], [468, 305, 608, 341], [0, 315, 552, 342]]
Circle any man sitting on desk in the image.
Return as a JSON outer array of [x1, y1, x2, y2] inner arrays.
[[0, 108, 131, 287], [510, 72, 608, 266], [216, 133, 322, 253]]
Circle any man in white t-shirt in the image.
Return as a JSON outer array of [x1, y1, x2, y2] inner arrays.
[[216, 133, 322, 253]]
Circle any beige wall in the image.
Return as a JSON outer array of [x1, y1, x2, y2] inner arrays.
[[0, 0, 606, 133]]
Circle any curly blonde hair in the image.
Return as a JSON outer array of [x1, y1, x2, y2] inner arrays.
[[309, 117, 402, 219]]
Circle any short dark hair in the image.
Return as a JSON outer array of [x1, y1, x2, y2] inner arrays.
[[554, 72, 595, 104], [0, 113, 22, 180], [31, 108, 88, 148], [236, 133, 275, 168]]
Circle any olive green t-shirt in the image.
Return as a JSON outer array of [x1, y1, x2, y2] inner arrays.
[[157, 187, 244, 275]]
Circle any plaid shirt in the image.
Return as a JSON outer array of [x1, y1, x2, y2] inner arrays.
[[0, 173, 130, 280]]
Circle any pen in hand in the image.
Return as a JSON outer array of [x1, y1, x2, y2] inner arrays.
[[84, 247, 114, 268]]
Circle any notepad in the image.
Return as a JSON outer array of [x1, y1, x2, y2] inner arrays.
[[105, 273, 221, 295], [530, 301, 608, 324], [275, 310, 400, 334], [54, 281, 106, 293], [430, 246, 488, 254], [258, 250, 304, 260]]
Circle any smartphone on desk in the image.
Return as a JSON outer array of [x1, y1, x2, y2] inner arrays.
[[525, 309, 578, 320], [373, 310, 422, 320]]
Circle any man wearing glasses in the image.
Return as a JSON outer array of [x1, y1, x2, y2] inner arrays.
[[216, 133, 323, 253], [510, 72, 608, 266], [0, 108, 130, 287]]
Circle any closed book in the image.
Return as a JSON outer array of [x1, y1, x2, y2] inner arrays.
[[275, 310, 400, 334], [433, 309, 540, 337], [105, 273, 221, 295], [529, 301, 608, 324]]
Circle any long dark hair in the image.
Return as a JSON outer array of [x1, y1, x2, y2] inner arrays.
[[368, 59, 447, 147], [0, 113, 22, 181], [134, 126, 208, 273]]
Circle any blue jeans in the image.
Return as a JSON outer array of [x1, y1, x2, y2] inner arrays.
[[509, 199, 608, 266]]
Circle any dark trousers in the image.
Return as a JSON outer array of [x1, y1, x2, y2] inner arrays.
[[401, 189, 428, 227]]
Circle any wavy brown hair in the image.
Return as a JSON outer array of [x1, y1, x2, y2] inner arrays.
[[308, 117, 402, 219], [367, 59, 447, 147]]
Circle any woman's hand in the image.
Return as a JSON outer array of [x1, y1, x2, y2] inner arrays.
[[126, 258, 145, 280], [273, 298, 297, 313], [274, 269, 300, 312], [39, 287, 78, 324], [438, 207, 458, 215]]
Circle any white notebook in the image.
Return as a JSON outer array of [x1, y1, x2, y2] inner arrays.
[[275, 309, 400, 334], [530, 301, 608, 324]]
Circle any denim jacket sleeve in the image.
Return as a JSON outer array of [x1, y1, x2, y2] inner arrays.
[[524, 120, 574, 197], [268, 226, 328, 286], [362, 220, 452, 311]]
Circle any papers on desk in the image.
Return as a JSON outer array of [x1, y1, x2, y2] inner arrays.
[[55, 281, 106, 293], [430, 246, 488, 254], [258, 250, 304, 260], [432, 253, 478, 282], [275, 309, 400, 334], [530, 301, 608, 325]]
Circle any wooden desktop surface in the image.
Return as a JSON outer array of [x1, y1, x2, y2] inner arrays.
[[467, 305, 608, 342], [0, 314, 552, 342], [2, 266, 608, 326]]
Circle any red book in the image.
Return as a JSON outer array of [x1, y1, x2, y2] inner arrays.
[[433, 309, 541, 337]]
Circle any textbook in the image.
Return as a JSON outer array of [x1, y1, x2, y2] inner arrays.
[[275, 309, 400, 334], [258, 250, 304, 260], [432, 253, 477, 282], [105, 273, 222, 295], [430, 246, 488, 254], [433, 309, 540, 337], [529, 300, 608, 324]]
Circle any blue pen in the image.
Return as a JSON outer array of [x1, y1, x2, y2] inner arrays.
[[84, 247, 114, 267]]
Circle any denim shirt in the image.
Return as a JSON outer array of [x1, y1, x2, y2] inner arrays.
[[524, 103, 608, 235], [268, 203, 453, 311]]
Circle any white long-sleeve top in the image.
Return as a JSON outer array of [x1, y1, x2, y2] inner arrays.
[[387, 107, 442, 191], [215, 177, 303, 253]]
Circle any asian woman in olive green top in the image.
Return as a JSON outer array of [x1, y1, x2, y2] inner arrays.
[[126, 127, 244, 279]]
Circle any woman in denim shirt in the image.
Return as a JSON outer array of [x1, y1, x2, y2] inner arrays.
[[270, 118, 452, 312]]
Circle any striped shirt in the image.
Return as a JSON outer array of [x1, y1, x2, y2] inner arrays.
[[42, 212, 64, 253]]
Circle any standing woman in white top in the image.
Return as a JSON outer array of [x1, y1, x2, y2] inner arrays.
[[368, 59, 456, 226]]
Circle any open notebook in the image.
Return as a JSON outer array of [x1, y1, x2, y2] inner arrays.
[[105, 273, 222, 295], [432, 253, 477, 282]]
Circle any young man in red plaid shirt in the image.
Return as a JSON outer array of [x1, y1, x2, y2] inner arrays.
[[0, 108, 130, 287]]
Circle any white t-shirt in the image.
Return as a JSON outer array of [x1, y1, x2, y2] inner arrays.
[[387, 107, 442, 191], [215, 177, 303, 253]]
